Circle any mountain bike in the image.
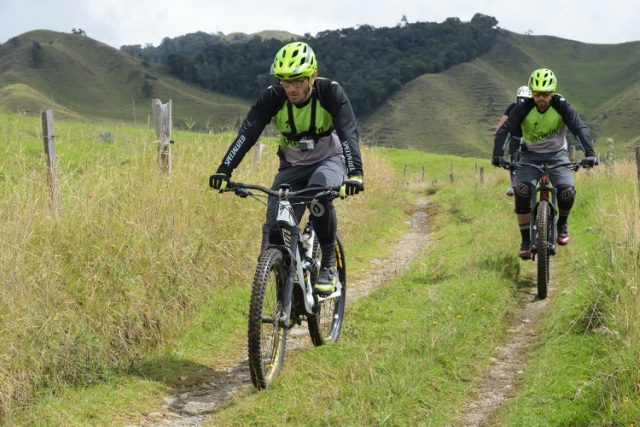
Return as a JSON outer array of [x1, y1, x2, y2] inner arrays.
[[501, 161, 589, 299], [222, 182, 347, 389]]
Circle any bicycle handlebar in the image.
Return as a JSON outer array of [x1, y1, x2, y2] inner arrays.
[[500, 161, 588, 173], [223, 181, 342, 201]]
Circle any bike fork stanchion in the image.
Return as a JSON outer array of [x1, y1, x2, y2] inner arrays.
[[279, 264, 296, 327], [530, 201, 539, 257]]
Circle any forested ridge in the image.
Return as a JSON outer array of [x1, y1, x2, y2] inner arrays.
[[122, 14, 499, 118]]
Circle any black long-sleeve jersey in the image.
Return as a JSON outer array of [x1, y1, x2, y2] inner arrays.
[[493, 95, 595, 158], [217, 78, 363, 177]]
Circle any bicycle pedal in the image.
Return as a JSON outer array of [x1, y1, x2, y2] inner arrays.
[[317, 288, 341, 302]]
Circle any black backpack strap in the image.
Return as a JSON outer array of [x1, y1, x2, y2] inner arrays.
[[286, 101, 298, 135]]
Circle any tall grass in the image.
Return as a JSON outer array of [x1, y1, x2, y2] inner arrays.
[[1, 115, 224, 417], [586, 161, 640, 423], [0, 113, 406, 423]]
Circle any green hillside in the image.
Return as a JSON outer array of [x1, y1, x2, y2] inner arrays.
[[0, 30, 251, 130], [362, 31, 640, 158], [2, 29, 640, 157]]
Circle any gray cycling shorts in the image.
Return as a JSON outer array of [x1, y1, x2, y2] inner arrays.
[[264, 155, 346, 230], [516, 150, 575, 187], [271, 155, 346, 190]]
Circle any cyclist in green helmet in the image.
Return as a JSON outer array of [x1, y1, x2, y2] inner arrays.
[[492, 68, 597, 260], [210, 41, 364, 296]]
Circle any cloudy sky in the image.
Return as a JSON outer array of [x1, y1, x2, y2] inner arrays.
[[1, 0, 637, 49]]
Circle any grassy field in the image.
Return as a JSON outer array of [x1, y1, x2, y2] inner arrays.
[[1, 114, 639, 425]]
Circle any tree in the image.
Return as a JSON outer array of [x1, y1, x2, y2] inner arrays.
[[155, 16, 500, 118], [31, 42, 43, 67], [141, 81, 154, 98]]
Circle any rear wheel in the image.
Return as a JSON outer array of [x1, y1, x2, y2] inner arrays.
[[307, 231, 347, 346], [247, 248, 288, 389], [536, 201, 550, 299]]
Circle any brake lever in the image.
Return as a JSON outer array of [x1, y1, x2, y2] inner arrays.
[[234, 188, 251, 198]]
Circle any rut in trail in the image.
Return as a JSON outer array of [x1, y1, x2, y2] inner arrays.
[[446, 265, 554, 427], [125, 196, 431, 427]]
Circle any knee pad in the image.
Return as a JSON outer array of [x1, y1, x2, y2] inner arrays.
[[557, 185, 576, 202], [556, 184, 576, 211], [514, 182, 530, 198], [514, 182, 532, 214], [309, 198, 330, 218]]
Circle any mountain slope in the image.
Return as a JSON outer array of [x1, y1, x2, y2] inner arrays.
[[361, 31, 640, 158], [0, 30, 251, 129]]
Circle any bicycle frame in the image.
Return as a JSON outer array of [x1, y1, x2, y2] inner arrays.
[[274, 198, 318, 326], [228, 183, 342, 327]]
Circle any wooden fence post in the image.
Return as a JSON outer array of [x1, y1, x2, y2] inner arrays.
[[152, 99, 172, 175], [480, 166, 484, 184], [449, 163, 454, 183], [253, 138, 265, 166], [42, 110, 60, 215], [635, 146, 640, 189]]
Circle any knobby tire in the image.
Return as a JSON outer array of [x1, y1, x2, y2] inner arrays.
[[307, 231, 347, 346], [536, 201, 550, 299], [247, 248, 287, 389]]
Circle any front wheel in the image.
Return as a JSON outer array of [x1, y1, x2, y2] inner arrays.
[[247, 248, 288, 389], [536, 201, 551, 299], [307, 231, 347, 346]]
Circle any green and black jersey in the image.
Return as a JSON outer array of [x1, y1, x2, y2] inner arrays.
[[218, 78, 362, 177], [493, 94, 595, 158]]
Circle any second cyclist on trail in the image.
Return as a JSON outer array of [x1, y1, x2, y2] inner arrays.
[[492, 68, 597, 260], [495, 86, 532, 196]]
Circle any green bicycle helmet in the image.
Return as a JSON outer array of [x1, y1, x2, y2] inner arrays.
[[270, 42, 317, 80], [529, 68, 557, 92]]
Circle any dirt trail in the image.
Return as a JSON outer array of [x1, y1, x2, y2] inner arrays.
[[447, 273, 552, 427], [125, 195, 431, 427]]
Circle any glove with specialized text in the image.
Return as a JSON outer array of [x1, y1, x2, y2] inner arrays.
[[580, 156, 598, 168], [209, 172, 229, 192], [491, 156, 504, 167], [340, 175, 364, 199]]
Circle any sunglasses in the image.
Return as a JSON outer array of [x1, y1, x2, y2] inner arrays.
[[532, 91, 552, 97], [279, 78, 307, 88]]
